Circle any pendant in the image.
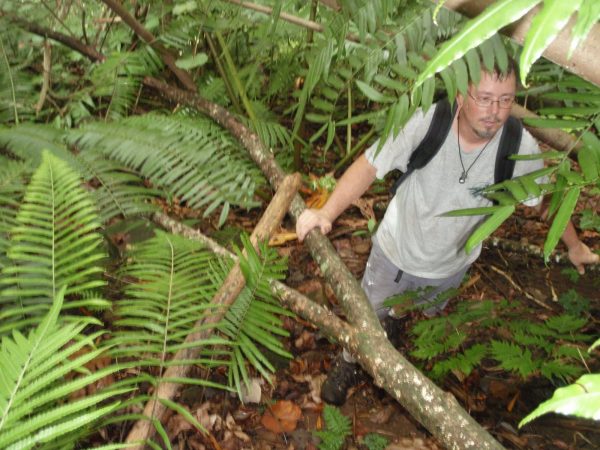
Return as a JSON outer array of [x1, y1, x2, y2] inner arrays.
[[459, 172, 467, 184]]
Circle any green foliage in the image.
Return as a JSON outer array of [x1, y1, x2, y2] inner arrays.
[[410, 299, 591, 382], [220, 234, 293, 397], [109, 230, 228, 371], [314, 405, 352, 450], [0, 287, 127, 449], [68, 113, 265, 226], [362, 432, 389, 450], [520, 336, 600, 427], [0, 151, 109, 334], [580, 209, 600, 232], [520, 373, 600, 426], [0, 125, 160, 223]]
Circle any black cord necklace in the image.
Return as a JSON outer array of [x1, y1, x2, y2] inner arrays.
[[457, 116, 493, 184]]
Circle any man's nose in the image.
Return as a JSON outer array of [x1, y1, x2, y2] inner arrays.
[[488, 100, 500, 114]]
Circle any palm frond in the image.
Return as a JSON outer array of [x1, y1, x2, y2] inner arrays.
[[0, 151, 109, 334], [0, 286, 126, 449], [69, 113, 264, 225]]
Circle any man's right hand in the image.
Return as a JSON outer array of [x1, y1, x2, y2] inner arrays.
[[296, 209, 333, 242]]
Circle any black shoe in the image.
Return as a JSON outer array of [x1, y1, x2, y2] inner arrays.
[[321, 356, 365, 405], [381, 315, 406, 349]]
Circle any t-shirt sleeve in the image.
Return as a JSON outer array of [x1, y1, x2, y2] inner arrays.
[[364, 107, 432, 179], [513, 128, 547, 207]]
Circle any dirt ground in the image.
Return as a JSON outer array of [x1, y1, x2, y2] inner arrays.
[[160, 192, 599, 450]]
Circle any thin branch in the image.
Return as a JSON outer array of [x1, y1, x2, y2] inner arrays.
[[100, 0, 197, 92], [35, 40, 52, 114], [1, 11, 105, 62], [41, 0, 76, 37], [224, 0, 359, 42]]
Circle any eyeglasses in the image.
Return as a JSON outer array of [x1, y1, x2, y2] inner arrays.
[[468, 91, 514, 109]]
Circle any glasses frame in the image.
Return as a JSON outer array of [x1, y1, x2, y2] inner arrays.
[[467, 90, 514, 109]]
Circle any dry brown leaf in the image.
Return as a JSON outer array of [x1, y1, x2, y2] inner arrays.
[[269, 231, 298, 246], [260, 400, 302, 433]]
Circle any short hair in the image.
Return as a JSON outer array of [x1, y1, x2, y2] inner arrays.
[[486, 56, 518, 82]]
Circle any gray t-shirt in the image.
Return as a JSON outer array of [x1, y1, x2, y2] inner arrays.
[[365, 104, 544, 279]]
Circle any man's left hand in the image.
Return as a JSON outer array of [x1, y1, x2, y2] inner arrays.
[[568, 241, 599, 275]]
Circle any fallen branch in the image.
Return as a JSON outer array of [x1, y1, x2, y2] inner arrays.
[[125, 174, 302, 448], [145, 77, 506, 450]]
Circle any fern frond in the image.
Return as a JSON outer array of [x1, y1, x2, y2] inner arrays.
[[490, 340, 538, 378], [0, 151, 108, 333], [0, 287, 125, 449], [0, 158, 32, 269], [0, 124, 160, 222], [69, 113, 264, 224], [109, 230, 230, 387]]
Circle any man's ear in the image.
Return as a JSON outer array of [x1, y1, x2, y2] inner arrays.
[[456, 91, 465, 110]]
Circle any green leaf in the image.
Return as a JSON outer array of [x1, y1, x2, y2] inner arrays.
[[441, 205, 508, 217], [569, 0, 600, 57], [175, 53, 208, 70], [465, 205, 515, 254], [503, 179, 529, 202], [452, 58, 469, 95], [544, 187, 580, 262], [464, 48, 482, 86], [414, 0, 541, 90], [519, 374, 600, 427], [520, 0, 583, 86], [439, 66, 457, 104], [356, 80, 395, 103], [172, 1, 198, 15], [577, 146, 599, 182]]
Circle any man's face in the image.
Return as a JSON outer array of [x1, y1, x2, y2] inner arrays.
[[457, 71, 516, 140]]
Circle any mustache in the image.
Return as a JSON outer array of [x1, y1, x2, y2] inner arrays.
[[481, 116, 500, 124]]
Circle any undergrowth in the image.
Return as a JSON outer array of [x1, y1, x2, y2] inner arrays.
[[391, 292, 594, 384]]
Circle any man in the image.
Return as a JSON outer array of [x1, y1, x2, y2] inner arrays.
[[296, 62, 599, 405]]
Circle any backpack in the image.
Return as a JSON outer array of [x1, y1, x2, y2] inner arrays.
[[390, 98, 523, 195]]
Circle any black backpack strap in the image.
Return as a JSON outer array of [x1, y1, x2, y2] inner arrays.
[[494, 116, 523, 184], [390, 98, 456, 195]]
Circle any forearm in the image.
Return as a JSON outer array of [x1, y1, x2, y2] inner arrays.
[[320, 154, 377, 222], [560, 220, 581, 249]]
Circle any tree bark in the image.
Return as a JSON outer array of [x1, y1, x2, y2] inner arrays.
[[443, 0, 600, 88], [145, 77, 506, 450], [125, 173, 301, 448]]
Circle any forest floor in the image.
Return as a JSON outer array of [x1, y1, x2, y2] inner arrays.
[[151, 177, 600, 450]]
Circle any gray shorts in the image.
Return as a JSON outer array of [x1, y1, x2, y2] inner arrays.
[[361, 238, 469, 319]]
